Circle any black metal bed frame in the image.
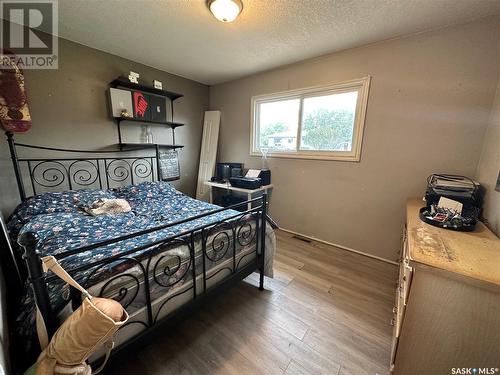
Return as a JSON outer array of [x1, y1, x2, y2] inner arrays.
[[4, 132, 267, 372]]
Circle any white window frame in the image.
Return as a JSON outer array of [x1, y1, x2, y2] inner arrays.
[[250, 76, 371, 161]]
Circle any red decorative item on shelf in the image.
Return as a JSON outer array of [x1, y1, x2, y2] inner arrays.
[[132, 91, 150, 120], [0, 50, 32, 133]]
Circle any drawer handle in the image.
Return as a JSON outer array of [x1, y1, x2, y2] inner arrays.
[[390, 318, 395, 326], [393, 307, 397, 313]]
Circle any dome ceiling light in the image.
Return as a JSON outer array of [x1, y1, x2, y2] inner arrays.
[[208, 0, 243, 23]]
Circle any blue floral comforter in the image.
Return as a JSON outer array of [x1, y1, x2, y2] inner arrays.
[[8, 181, 238, 257], [7, 181, 245, 352]]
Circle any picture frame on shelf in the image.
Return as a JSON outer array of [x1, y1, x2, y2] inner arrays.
[[109, 88, 133, 118], [153, 80, 163, 90], [132, 91, 151, 121], [150, 95, 167, 123]]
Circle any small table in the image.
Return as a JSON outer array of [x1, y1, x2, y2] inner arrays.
[[204, 181, 274, 210]]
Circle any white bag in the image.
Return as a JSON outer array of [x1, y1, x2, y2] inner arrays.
[[33, 256, 129, 375]]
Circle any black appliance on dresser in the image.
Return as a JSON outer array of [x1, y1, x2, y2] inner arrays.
[[211, 162, 243, 182], [420, 174, 484, 231], [424, 174, 483, 215]]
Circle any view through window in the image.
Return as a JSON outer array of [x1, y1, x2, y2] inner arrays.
[[252, 77, 370, 161]]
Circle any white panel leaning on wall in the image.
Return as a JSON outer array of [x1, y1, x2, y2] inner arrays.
[[196, 111, 221, 202]]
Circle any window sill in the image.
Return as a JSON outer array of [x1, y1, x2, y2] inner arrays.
[[249, 151, 361, 162]]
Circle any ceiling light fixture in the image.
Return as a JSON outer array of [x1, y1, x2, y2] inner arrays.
[[208, 0, 243, 23]]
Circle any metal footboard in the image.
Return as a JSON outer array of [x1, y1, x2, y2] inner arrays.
[[18, 194, 267, 361]]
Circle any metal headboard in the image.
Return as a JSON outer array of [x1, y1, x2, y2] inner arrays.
[[5, 132, 164, 201]]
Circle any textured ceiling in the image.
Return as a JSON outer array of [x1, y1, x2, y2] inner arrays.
[[56, 0, 500, 85]]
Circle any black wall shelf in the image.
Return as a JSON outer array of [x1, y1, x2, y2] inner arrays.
[[110, 77, 185, 149], [117, 143, 184, 150], [110, 77, 184, 101], [115, 117, 184, 129]]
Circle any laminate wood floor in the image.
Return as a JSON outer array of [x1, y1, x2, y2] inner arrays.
[[113, 230, 398, 375]]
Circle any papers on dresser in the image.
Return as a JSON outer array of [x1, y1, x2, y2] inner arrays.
[[437, 197, 463, 214]]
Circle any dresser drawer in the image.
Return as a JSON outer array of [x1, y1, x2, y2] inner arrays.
[[398, 234, 413, 305], [395, 287, 406, 336], [389, 329, 399, 373], [390, 288, 405, 370], [398, 259, 412, 305], [391, 229, 412, 371]]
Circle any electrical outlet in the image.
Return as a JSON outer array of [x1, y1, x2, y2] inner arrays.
[[496, 170, 500, 192]]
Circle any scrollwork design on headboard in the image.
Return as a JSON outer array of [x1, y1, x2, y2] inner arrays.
[[30, 159, 105, 193], [6, 132, 161, 200], [68, 160, 99, 187], [105, 158, 154, 186], [31, 161, 67, 188], [132, 158, 153, 180], [106, 159, 131, 183]]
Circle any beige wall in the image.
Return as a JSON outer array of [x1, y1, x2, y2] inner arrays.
[[476, 78, 500, 236], [210, 18, 500, 261], [0, 36, 208, 217]]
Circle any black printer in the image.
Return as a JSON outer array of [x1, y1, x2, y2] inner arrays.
[[229, 177, 262, 189], [257, 169, 271, 185], [228, 169, 271, 190]]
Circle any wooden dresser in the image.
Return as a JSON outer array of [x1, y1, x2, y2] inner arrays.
[[390, 199, 500, 374]]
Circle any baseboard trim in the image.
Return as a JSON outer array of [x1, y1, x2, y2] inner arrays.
[[279, 228, 398, 266]]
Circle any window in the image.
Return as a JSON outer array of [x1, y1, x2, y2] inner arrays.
[[251, 76, 370, 161]]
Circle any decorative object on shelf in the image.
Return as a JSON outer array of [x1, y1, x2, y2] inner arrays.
[[120, 109, 132, 118], [132, 91, 151, 120], [149, 95, 167, 123], [109, 88, 133, 118], [139, 125, 154, 144], [140, 125, 148, 144], [128, 71, 139, 83], [159, 150, 180, 181], [208, 0, 243, 23], [0, 50, 32, 133], [146, 125, 154, 144], [153, 80, 162, 90]]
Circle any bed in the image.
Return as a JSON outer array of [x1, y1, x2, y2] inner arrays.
[[3, 133, 275, 372]]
